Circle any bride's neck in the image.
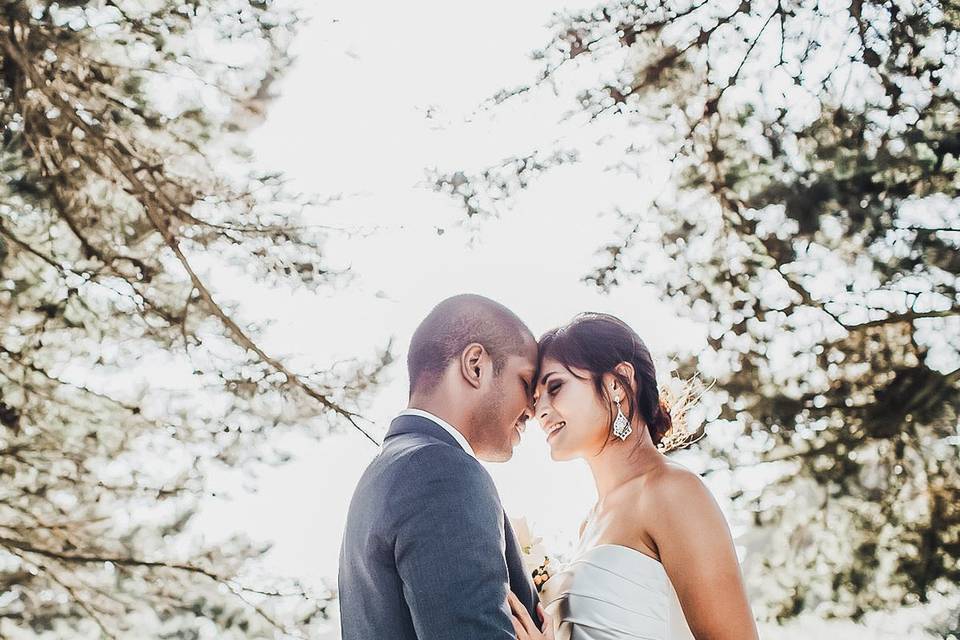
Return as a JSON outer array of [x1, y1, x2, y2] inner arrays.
[[586, 421, 659, 501]]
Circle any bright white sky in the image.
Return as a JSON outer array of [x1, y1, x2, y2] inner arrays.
[[199, 0, 697, 577], [190, 2, 951, 637]]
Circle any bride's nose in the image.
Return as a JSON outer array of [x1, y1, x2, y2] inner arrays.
[[537, 409, 550, 427]]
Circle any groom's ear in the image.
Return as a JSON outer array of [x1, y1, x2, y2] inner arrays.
[[460, 343, 485, 389]]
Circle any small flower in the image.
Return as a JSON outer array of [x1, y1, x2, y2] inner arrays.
[[531, 557, 553, 593], [511, 516, 538, 551], [510, 516, 556, 592]]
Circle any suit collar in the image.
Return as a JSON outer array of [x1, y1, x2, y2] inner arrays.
[[384, 413, 472, 455], [394, 408, 476, 458]]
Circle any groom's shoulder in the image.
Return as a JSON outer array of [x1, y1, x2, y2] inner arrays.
[[379, 436, 492, 491], [351, 437, 501, 527], [388, 436, 483, 473]]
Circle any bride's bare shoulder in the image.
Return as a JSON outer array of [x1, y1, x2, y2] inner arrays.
[[630, 458, 713, 508], [653, 457, 704, 483], [608, 461, 713, 557], [639, 461, 729, 542], [624, 457, 700, 490]]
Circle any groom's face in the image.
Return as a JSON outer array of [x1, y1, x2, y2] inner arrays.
[[473, 343, 537, 462]]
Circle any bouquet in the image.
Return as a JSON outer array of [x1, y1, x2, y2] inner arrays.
[[510, 516, 557, 593]]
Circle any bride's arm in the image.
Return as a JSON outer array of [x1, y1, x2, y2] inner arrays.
[[647, 467, 759, 640]]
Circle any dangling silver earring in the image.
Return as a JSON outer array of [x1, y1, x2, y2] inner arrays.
[[612, 393, 632, 440]]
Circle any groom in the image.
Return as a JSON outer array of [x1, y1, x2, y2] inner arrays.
[[339, 294, 541, 638]]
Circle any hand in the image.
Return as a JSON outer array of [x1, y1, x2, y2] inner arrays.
[[507, 591, 554, 640]]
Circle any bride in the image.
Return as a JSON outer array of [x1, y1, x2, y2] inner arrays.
[[509, 313, 759, 640]]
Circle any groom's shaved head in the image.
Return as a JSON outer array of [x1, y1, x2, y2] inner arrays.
[[408, 294, 534, 395]]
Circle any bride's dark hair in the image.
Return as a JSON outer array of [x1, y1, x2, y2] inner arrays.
[[538, 312, 700, 453]]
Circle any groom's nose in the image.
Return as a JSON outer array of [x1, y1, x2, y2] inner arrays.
[[523, 397, 535, 417]]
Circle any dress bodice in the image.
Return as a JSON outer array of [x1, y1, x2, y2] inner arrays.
[[541, 544, 695, 640]]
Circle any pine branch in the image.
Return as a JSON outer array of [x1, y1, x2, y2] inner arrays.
[[0, 28, 381, 447]]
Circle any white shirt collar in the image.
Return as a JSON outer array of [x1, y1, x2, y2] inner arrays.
[[396, 408, 476, 459]]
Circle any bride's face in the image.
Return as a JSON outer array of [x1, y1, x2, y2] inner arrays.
[[533, 357, 611, 461]]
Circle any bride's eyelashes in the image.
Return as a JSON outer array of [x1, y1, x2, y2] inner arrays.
[[547, 382, 562, 396]]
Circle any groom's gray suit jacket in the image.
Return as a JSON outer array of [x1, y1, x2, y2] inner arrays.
[[338, 413, 540, 639]]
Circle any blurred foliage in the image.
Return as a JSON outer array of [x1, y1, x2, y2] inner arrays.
[[0, 1, 390, 637], [436, 0, 960, 630]]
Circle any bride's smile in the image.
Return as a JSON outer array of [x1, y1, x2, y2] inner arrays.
[[543, 420, 565, 441]]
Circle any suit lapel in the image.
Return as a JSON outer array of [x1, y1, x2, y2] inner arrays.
[[503, 511, 540, 622]]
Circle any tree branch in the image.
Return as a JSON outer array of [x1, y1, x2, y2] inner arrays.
[[0, 29, 381, 447]]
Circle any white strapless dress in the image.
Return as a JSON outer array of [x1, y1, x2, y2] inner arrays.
[[541, 544, 695, 640]]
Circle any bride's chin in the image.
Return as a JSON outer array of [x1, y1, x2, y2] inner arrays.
[[547, 442, 573, 462]]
